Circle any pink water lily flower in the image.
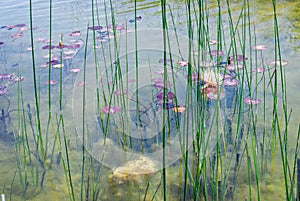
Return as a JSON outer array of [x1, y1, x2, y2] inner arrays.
[[207, 91, 225, 100], [178, 61, 189, 67], [114, 89, 128, 96], [209, 40, 218, 45], [226, 64, 243, 71], [0, 87, 8, 96], [209, 50, 224, 57], [11, 76, 24, 82], [46, 80, 57, 85], [253, 67, 265, 73], [0, 74, 12, 80], [76, 81, 87, 86], [244, 97, 261, 105], [270, 60, 288, 66], [223, 79, 238, 86], [10, 32, 23, 39], [103, 106, 121, 114]]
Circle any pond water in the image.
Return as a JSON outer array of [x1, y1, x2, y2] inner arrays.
[[0, 0, 300, 200]]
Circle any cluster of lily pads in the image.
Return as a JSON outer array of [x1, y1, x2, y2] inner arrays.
[[100, 42, 289, 117]]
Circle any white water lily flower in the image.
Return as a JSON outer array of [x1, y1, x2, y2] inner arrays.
[[200, 69, 223, 85]]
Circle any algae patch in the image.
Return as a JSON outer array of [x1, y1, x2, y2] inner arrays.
[[109, 156, 157, 184]]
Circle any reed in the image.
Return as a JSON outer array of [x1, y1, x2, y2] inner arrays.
[[6, 0, 298, 200]]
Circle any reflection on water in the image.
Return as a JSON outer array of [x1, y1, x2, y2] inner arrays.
[[0, 0, 300, 200]]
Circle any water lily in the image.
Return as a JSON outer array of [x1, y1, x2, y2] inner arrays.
[[19, 27, 29, 31], [252, 45, 267, 50], [253, 67, 265, 73], [208, 50, 224, 57], [46, 59, 60, 65], [207, 91, 225, 100], [0, 87, 8, 96], [42, 54, 53, 59], [223, 78, 238, 86], [103, 106, 121, 114], [185, 73, 199, 82], [15, 24, 26, 27], [228, 54, 247, 62], [76, 81, 87, 86], [10, 32, 23, 39], [156, 91, 176, 100], [7, 25, 15, 30], [70, 68, 81, 73], [67, 43, 81, 49], [209, 40, 218, 45], [172, 105, 186, 113], [178, 61, 189, 67], [53, 63, 64, 68], [114, 89, 128, 96], [42, 45, 55, 50], [69, 31, 81, 37], [11, 76, 24, 82], [200, 70, 223, 85], [270, 60, 288, 66], [46, 80, 57, 85], [88, 25, 103, 30], [63, 50, 76, 55], [226, 64, 243, 71], [0, 74, 12, 80], [244, 97, 261, 105]]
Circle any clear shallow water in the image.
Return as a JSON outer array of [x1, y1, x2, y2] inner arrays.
[[0, 0, 300, 200]]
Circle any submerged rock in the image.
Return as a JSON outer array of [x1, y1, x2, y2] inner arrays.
[[109, 156, 157, 184]]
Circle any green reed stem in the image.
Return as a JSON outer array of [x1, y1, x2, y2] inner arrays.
[[29, 0, 48, 188], [80, 24, 89, 201], [160, 0, 168, 200]]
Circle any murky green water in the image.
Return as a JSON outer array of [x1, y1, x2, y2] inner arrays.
[[0, 0, 300, 200]]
